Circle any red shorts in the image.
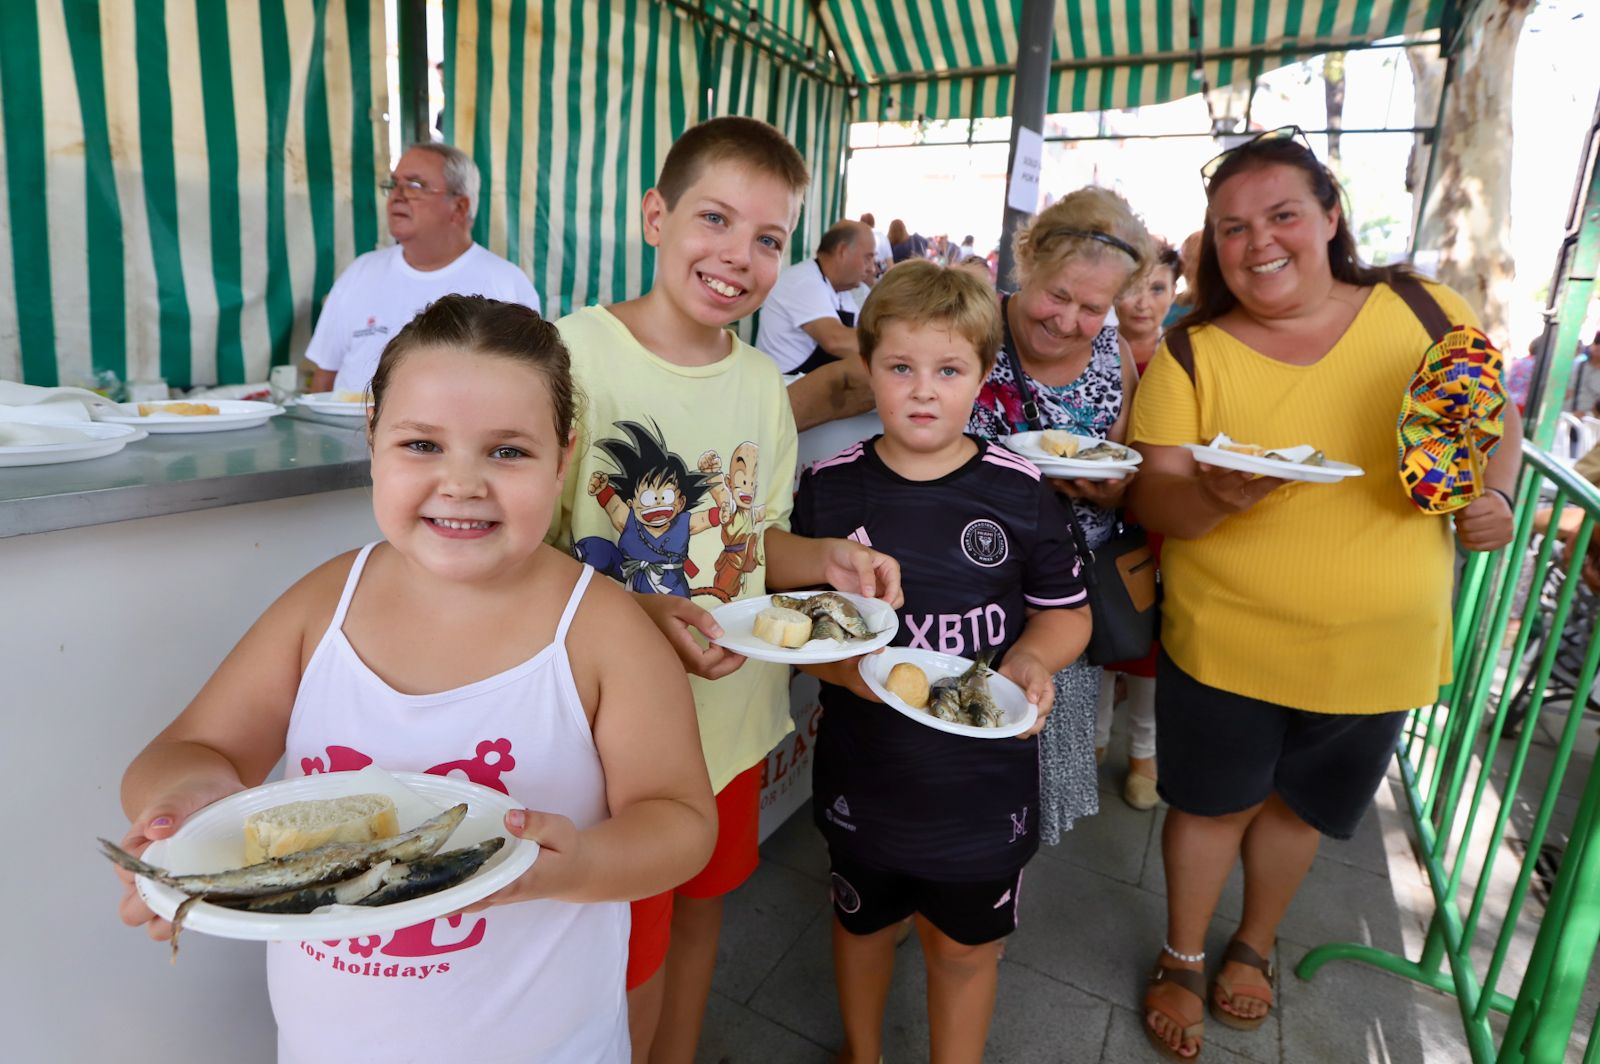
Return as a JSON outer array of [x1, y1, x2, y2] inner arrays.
[[624, 762, 763, 989]]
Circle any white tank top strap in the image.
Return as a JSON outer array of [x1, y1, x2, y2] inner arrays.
[[554, 564, 596, 644], [328, 542, 381, 630]]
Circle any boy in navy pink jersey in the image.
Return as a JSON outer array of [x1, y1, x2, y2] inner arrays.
[[792, 261, 1091, 1062]]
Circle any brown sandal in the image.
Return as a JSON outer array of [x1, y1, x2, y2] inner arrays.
[[1209, 940, 1275, 1031], [1144, 962, 1206, 1060]]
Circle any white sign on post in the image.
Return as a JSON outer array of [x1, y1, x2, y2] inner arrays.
[[1007, 126, 1044, 214]]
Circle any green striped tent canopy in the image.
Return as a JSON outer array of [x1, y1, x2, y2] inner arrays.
[[689, 0, 1447, 120], [2, 0, 1445, 387]]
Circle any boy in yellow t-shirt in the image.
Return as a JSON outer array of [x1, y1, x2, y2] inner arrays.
[[549, 117, 902, 1064]]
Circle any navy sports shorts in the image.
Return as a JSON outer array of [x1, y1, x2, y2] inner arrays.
[[1154, 649, 1405, 839], [828, 850, 1024, 946]]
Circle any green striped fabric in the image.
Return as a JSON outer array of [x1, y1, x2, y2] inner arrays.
[[441, 0, 847, 330], [1, 0, 1447, 387], [825, 0, 1442, 121], [0, 0, 386, 388]]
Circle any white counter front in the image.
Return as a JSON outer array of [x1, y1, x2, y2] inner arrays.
[[2, 489, 380, 1062]]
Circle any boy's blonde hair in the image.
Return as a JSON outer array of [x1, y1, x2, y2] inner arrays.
[[858, 260, 1003, 373], [1011, 185, 1153, 295], [656, 116, 809, 208]]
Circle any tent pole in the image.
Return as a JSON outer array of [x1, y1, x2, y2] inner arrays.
[[997, 0, 1057, 286], [1523, 88, 1600, 449], [396, 0, 429, 145]]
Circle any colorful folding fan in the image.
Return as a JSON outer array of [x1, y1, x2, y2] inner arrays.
[[1397, 325, 1506, 514]]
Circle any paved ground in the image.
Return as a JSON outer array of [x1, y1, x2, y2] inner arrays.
[[695, 709, 1594, 1063]]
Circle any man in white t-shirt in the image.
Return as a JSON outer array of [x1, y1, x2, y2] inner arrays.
[[861, 212, 893, 276], [756, 220, 876, 375], [307, 142, 540, 393]]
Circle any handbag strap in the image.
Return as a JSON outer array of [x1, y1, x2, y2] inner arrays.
[[1387, 274, 1451, 343], [998, 294, 1045, 432]]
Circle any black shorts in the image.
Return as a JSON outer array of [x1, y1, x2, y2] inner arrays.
[[1154, 650, 1406, 840], [828, 851, 1023, 946]]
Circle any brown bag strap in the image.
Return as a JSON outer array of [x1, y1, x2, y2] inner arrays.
[[1163, 274, 1449, 386], [1165, 326, 1197, 385], [1386, 274, 1452, 343]]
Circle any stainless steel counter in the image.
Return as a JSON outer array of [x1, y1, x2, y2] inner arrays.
[[0, 409, 372, 538]]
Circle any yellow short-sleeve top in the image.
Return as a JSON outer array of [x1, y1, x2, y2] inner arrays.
[[1129, 280, 1479, 714]]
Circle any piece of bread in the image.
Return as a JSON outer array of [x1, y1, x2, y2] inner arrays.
[[752, 605, 814, 649], [332, 390, 368, 403], [139, 401, 219, 417], [1039, 430, 1079, 458], [885, 662, 930, 708], [243, 793, 400, 863]]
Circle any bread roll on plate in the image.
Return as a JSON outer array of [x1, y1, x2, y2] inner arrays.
[[753, 605, 813, 649], [885, 662, 930, 708], [243, 793, 400, 863]]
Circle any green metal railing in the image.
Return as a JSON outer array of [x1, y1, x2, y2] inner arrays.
[[1298, 444, 1600, 1063]]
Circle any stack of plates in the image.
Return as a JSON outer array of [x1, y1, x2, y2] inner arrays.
[[294, 393, 369, 417], [0, 422, 147, 467]]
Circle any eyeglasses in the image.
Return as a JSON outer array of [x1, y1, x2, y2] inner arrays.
[[1200, 125, 1313, 185], [379, 176, 451, 199]]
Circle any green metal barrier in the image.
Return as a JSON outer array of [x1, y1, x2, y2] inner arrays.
[[1298, 443, 1600, 1063]]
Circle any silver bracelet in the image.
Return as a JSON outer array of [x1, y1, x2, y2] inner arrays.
[[1163, 942, 1205, 964]]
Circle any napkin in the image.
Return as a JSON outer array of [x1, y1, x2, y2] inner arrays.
[[1208, 433, 1319, 464], [0, 380, 121, 420]]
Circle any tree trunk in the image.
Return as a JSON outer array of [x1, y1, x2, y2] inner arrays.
[[1323, 52, 1345, 161], [1409, 1, 1534, 342]]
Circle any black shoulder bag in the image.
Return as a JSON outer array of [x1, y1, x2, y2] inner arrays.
[[1000, 337, 1158, 665]]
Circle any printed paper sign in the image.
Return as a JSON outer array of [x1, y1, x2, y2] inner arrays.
[[1007, 126, 1044, 214]]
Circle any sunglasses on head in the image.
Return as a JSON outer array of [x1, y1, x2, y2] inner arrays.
[[1200, 125, 1315, 185]]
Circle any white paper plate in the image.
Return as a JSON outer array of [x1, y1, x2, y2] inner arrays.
[[709, 591, 899, 664], [859, 648, 1038, 739], [0, 422, 146, 466], [98, 399, 284, 433], [295, 392, 370, 416], [1001, 432, 1141, 481], [1183, 443, 1364, 484], [134, 767, 536, 942]]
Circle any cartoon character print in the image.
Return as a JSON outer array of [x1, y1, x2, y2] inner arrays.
[[300, 738, 517, 966], [696, 440, 765, 603], [573, 419, 727, 597]]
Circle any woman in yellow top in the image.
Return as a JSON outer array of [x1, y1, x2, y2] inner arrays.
[[1127, 130, 1520, 1061]]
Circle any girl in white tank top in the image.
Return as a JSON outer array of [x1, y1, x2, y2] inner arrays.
[[112, 297, 718, 1064]]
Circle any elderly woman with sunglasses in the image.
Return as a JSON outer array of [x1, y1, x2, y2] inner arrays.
[[968, 187, 1155, 848], [1126, 130, 1520, 1060]]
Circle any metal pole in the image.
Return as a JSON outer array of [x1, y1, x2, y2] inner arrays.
[[995, 0, 1056, 288], [1524, 87, 1600, 449]]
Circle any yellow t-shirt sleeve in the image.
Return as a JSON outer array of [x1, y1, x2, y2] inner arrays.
[[1128, 344, 1200, 447], [763, 382, 799, 534]]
